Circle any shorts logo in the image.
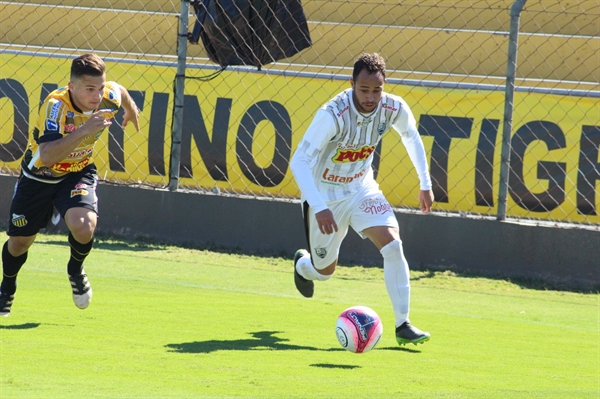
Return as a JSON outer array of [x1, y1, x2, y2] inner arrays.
[[70, 189, 89, 198], [315, 247, 327, 259], [359, 197, 392, 215], [11, 213, 27, 228]]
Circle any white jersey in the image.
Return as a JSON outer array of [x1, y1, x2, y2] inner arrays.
[[291, 88, 431, 213]]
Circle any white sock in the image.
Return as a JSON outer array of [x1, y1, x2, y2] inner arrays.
[[296, 254, 332, 281], [380, 240, 411, 327]]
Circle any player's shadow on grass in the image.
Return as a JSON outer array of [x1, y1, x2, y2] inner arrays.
[[311, 363, 360, 369], [165, 331, 344, 354], [379, 346, 422, 353], [38, 240, 165, 252], [0, 323, 40, 330]]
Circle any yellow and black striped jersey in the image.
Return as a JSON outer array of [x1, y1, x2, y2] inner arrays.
[[21, 81, 121, 182]]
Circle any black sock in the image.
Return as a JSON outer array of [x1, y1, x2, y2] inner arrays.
[[67, 233, 94, 276], [1, 241, 28, 295]]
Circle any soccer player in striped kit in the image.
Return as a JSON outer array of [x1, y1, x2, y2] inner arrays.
[[290, 53, 434, 346], [0, 54, 139, 316]]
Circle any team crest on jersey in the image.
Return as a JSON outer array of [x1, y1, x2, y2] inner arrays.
[[377, 123, 387, 135], [315, 247, 327, 259], [11, 213, 27, 228]]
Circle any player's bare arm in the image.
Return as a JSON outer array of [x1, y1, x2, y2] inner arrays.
[[419, 189, 434, 214], [118, 84, 140, 132], [315, 209, 338, 235], [38, 111, 112, 167]]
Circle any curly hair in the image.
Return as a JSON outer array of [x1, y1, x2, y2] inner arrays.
[[71, 53, 106, 81], [352, 53, 386, 81]]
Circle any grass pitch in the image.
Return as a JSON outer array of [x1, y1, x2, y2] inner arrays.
[[0, 232, 598, 398]]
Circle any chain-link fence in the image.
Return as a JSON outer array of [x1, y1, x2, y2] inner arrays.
[[1, 0, 598, 228]]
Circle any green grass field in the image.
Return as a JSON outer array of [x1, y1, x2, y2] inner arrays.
[[0, 232, 598, 399]]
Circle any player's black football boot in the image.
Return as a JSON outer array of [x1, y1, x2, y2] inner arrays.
[[0, 289, 15, 316], [396, 321, 430, 346], [293, 249, 314, 298]]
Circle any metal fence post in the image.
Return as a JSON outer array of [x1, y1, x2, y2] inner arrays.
[[497, 0, 527, 220], [169, 0, 190, 191]]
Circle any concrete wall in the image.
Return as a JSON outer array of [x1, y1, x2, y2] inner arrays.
[[0, 174, 598, 291]]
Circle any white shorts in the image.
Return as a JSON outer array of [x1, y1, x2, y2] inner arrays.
[[303, 185, 399, 269]]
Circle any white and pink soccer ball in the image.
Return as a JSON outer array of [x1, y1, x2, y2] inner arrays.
[[335, 306, 383, 353]]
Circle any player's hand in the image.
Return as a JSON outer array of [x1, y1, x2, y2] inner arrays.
[[122, 106, 140, 132], [81, 109, 113, 135], [419, 189, 434, 214], [315, 209, 338, 235]]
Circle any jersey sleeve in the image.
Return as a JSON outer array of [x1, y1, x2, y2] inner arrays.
[[105, 82, 123, 108], [290, 109, 338, 212], [37, 98, 67, 144], [391, 102, 432, 191]]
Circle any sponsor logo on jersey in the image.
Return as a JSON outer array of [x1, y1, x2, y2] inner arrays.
[[336, 105, 349, 117], [75, 183, 88, 189], [70, 189, 89, 197], [332, 145, 376, 163], [46, 120, 58, 131], [359, 197, 392, 215], [67, 111, 74, 118], [315, 247, 327, 258], [67, 148, 93, 158], [11, 213, 27, 228], [52, 158, 91, 173], [382, 103, 398, 111], [357, 117, 373, 127], [108, 89, 117, 100], [377, 123, 387, 135], [321, 167, 367, 184], [49, 101, 61, 120], [64, 124, 77, 132]]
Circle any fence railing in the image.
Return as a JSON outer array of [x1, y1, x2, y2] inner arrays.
[[0, 0, 598, 228]]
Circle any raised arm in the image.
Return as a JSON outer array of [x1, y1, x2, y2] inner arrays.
[[117, 84, 140, 132]]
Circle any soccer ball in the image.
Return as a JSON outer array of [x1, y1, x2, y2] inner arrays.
[[335, 306, 383, 353]]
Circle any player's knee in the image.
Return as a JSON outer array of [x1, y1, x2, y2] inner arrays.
[[65, 210, 96, 243], [380, 239, 402, 259], [7, 236, 35, 256], [68, 222, 95, 244]]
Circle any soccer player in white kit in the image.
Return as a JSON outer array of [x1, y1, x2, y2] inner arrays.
[[290, 53, 434, 346]]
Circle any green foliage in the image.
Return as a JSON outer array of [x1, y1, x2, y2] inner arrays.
[[1, 233, 598, 398]]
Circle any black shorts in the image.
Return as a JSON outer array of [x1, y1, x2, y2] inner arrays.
[[7, 165, 99, 237]]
